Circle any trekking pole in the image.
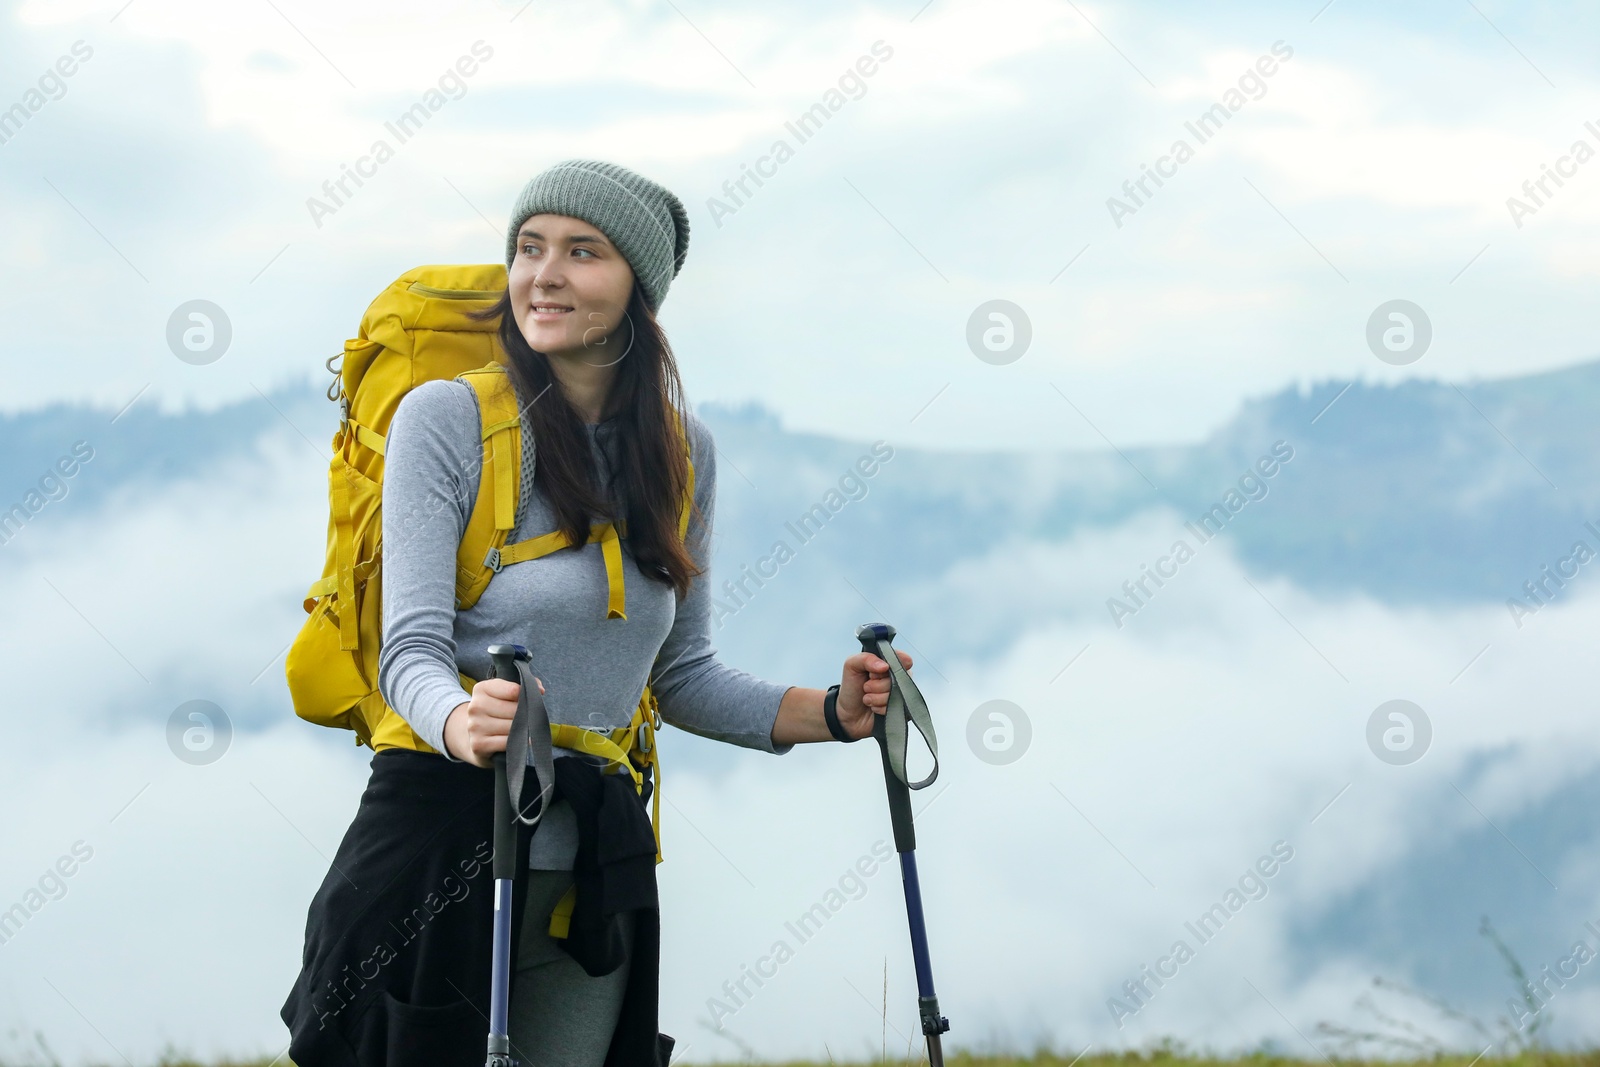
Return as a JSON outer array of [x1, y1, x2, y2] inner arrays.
[[856, 622, 950, 1067], [484, 643, 556, 1067]]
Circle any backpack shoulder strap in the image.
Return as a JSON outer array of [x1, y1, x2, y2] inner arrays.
[[673, 408, 694, 540], [451, 381, 699, 616], [454, 362, 522, 612]]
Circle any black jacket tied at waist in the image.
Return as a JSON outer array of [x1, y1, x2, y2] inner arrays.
[[280, 747, 674, 1066]]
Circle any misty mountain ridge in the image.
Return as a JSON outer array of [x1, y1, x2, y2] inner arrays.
[[3, 357, 1596, 620]]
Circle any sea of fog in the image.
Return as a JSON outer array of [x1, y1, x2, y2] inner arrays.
[[0, 399, 1595, 1064]]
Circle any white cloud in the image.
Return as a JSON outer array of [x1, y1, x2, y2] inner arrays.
[[6, 0, 1600, 448], [2, 429, 1597, 1060]]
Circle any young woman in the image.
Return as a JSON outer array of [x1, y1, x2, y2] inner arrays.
[[374, 158, 912, 1065]]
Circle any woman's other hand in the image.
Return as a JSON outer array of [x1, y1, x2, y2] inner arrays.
[[833, 649, 913, 741], [442, 675, 545, 768]]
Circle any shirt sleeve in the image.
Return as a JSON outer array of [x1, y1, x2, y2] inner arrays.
[[375, 379, 481, 762], [649, 412, 795, 755]]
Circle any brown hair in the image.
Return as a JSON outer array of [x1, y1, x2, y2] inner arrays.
[[466, 283, 700, 596]]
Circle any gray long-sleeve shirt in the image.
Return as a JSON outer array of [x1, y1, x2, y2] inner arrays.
[[376, 378, 793, 869]]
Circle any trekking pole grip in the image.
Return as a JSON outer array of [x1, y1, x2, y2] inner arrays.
[[857, 622, 917, 854]]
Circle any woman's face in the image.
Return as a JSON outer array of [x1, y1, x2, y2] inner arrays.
[[507, 212, 636, 360]]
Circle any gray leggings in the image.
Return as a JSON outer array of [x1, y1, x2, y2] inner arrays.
[[508, 867, 636, 1067]]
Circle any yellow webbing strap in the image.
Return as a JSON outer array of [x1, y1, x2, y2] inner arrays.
[[490, 428, 515, 531], [494, 521, 628, 621], [447, 366, 519, 614], [549, 722, 642, 793], [347, 418, 386, 457], [549, 883, 577, 939], [330, 465, 358, 650], [636, 689, 664, 865], [673, 409, 694, 540], [467, 366, 520, 532], [543, 695, 662, 857], [540, 689, 665, 937], [493, 529, 571, 567], [679, 461, 694, 542], [595, 522, 626, 620]]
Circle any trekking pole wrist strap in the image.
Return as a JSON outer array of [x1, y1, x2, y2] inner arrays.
[[823, 684, 857, 743], [855, 623, 940, 789], [501, 657, 556, 830]]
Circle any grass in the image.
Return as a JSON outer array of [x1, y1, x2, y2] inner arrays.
[[5, 1051, 1599, 1067], [3, 916, 1577, 1065]]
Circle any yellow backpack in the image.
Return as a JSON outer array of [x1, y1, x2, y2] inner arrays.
[[284, 263, 690, 885]]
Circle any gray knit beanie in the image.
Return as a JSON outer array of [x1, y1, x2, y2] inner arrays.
[[503, 158, 690, 312]]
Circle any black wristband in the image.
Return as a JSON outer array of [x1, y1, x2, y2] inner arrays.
[[823, 684, 857, 743]]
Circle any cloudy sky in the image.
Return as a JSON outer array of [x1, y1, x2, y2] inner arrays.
[[3, 0, 1597, 448], [3, 0, 1599, 1063]]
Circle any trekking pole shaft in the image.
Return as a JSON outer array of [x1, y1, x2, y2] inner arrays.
[[900, 850, 948, 1067], [875, 720, 917, 852], [486, 650, 522, 1062], [488, 876, 513, 1054], [493, 753, 514, 880], [857, 624, 950, 1064], [489, 752, 513, 1045], [898, 851, 937, 996]]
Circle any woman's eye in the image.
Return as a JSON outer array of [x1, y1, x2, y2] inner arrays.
[[522, 243, 541, 256], [573, 247, 595, 258]]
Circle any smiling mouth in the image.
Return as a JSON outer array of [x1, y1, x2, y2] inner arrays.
[[531, 304, 573, 313]]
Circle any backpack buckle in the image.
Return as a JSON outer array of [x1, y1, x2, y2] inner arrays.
[[483, 546, 502, 572]]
